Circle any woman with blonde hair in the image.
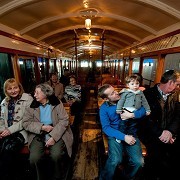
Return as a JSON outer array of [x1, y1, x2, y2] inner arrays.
[[0, 78, 33, 180]]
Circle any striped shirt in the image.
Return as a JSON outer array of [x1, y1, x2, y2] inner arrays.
[[64, 84, 81, 101]]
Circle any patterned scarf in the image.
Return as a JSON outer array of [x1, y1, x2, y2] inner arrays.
[[8, 99, 15, 127]]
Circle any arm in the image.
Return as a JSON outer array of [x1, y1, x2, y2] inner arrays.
[[134, 106, 146, 119], [143, 87, 165, 137], [8, 94, 33, 134], [160, 95, 180, 144], [167, 92, 180, 135], [99, 103, 126, 141], [121, 106, 146, 120], [74, 85, 81, 101], [0, 101, 6, 132], [64, 86, 69, 102], [22, 107, 44, 134], [57, 83, 64, 100], [49, 103, 69, 142]]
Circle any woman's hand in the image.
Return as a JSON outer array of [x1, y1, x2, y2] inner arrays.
[[45, 137, 55, 147], [41, 125, 53, 133], [0, 128, 11, 138]]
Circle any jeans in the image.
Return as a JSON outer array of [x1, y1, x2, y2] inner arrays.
[[119, 119, 137, 137], [100, 137, 144, 180]]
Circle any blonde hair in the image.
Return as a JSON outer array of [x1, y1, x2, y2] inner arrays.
[[4, 78, 24, 100]]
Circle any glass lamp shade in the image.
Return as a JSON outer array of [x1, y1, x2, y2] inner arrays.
[[85, 18, 91, 29]]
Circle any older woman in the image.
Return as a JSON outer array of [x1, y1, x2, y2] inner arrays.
[[0, 78, 33, 179], [22, 83, 73, 180]]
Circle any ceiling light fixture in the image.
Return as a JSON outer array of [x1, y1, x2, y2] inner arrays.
[[79, 8, 98, 29], [83, 0, 89, 8], [85, 18, 91, 29]]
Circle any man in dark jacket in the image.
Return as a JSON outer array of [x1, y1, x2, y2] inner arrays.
[[139, 70, 180, 180]]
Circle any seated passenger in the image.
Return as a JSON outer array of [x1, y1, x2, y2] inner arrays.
[[98, 84, 146, 180], [139, 70, 180, 180], [64, 76, 82, 117], [22, 83, 73, 180], [46, 72, 64, 101], [0, 78, 33, 180]]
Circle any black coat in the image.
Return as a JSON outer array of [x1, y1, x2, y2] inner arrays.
[[139, 84, 180, 143], [30, 94, 60, 108]]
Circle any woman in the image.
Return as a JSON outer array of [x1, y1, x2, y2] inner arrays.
[[46, 72, 64, 100], [0, 78, 33, 180], [22, 83, 73, 180], [64, 76, 82, 116]]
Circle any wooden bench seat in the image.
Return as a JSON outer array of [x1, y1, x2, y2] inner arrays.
[[102, 133, 108, 155], [20, 144, 50, 154], [63, 103, 75, 125], [20, 144, 29, 154]]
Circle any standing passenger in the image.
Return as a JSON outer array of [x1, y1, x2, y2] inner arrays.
[[98, 84, 146, 180], [140, 70, 180, 180], [0, 78, 33, 180], [22, 83, 73, 180]]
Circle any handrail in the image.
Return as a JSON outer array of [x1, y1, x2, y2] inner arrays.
[[143, 78, 154, 87]]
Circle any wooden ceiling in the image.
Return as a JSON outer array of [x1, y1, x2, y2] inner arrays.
[[0, 0, 180, 59]]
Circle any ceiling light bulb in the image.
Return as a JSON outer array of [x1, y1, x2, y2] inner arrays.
[[85, 18, 91, 29]]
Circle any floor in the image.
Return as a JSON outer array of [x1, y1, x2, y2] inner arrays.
[[70, 89, 103, 180]]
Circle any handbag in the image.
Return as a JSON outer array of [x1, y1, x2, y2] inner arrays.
[[0, 132, 25, 153]]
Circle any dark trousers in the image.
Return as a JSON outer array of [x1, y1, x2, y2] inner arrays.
[[0, 135, 25, 180], [70, 101, 82, 116], [29, 136, 66, 180], [143, 138, 180, 180], [71, 101, 82, 128]]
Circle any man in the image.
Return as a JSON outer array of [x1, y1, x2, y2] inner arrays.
[[98, 84, 146, 180], [140, 70, 180, 180], [46, 73, 64, 100]]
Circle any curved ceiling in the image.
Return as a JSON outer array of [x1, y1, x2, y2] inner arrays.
[[0, 0, 180, 59]]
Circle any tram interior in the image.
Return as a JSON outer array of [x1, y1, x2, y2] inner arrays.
[[0, 0, 180, 179], [0, 58, 179, 179]]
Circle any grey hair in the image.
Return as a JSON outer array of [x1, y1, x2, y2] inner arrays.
[[36, 83, 54, 97]]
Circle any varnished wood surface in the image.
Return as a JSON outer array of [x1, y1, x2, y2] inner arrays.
[[71, 90, 101, 180]]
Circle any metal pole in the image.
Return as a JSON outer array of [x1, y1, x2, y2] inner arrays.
[[101, 31, 105, 85]]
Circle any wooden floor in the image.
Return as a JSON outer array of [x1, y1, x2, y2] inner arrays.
[[71, 89, 102, 180]]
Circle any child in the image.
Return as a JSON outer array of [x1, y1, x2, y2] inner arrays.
[[116, 74, 150, 142]]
